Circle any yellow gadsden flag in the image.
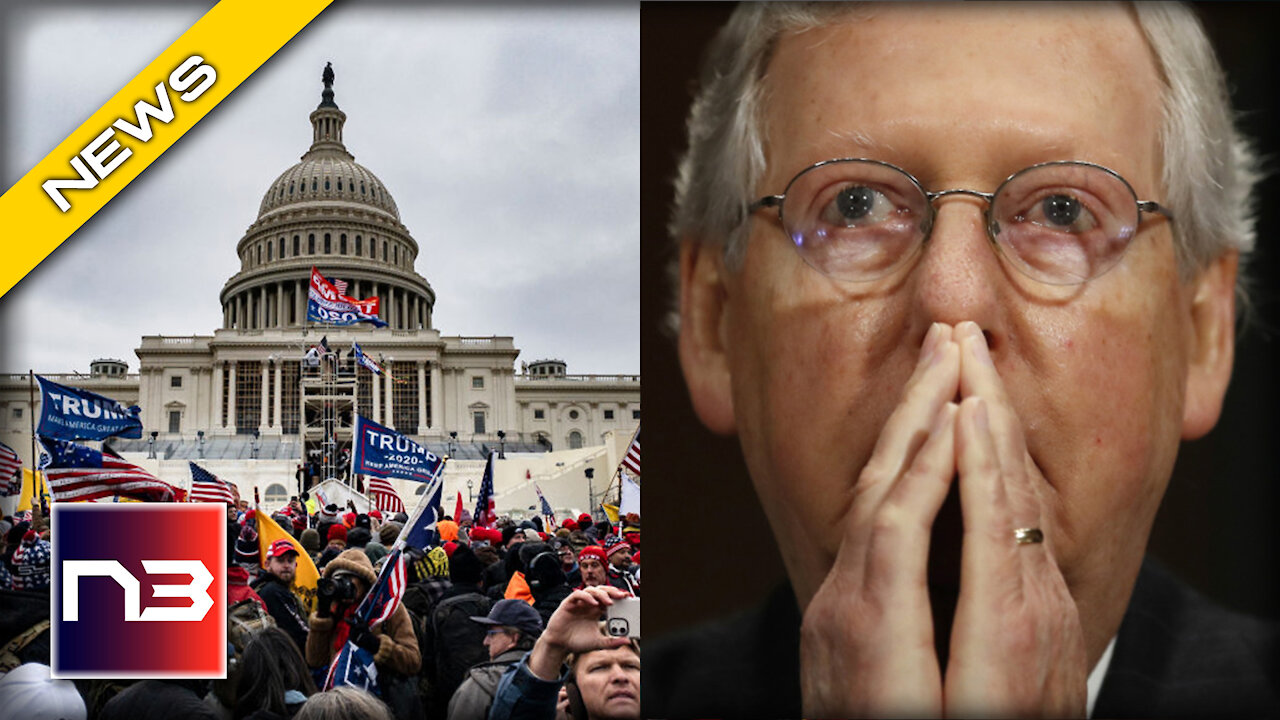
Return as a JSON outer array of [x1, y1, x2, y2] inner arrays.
[[256, 511, 320, 614]]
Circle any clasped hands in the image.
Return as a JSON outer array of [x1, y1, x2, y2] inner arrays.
[[801, 322, 1087, 719]]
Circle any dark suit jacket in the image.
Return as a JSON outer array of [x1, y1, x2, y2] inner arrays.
[[646, 558, 1279, 719]]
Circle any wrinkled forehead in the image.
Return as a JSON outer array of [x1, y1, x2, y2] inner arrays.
[[760, 2, 1165, 190]]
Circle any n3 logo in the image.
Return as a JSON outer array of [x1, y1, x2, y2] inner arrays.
[[51, 504, 226, 679], [62, 560, 214, 622]]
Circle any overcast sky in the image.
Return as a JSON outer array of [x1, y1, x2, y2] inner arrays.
[[0, 1, 638, 377]]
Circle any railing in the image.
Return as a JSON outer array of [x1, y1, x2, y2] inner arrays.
[[516, 374, 640, 383], [0, 373, 140, 383]]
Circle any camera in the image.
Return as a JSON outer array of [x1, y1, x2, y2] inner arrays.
[[607, 618, 630, 637], [318, 574, 360, 605]]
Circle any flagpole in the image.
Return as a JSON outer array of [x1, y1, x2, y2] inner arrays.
[[27, 370, 45, 519]]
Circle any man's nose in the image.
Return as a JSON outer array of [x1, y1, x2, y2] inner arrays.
[[912, 200, 1004, 332]]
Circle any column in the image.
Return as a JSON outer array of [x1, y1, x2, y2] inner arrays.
[[416, 360, 426, 435], [384, 363, 394, 427], [277, 282, 285, 328], [259, 361, 269, 432], [259, 286, 267, 329], [297, 279, 306, 326], [273, 360, 283, 430], [212, 363, 223, 430], [227, 362, 237, 431], [372, 371, 381, 424], [429, 361, 442, 430]]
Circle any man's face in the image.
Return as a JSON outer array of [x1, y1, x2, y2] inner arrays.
[[558, 545, 576, 569], [580, 557, 607, 587], [267, 553, 297, 584], [483, 627, 518, 659], [608, 547, 632, 570], [576, 646, 641, 720], [680, 3, 1235, 658]]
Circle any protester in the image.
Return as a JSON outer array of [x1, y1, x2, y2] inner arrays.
[[305, 549, 420, 677], [253, 539, 311, 653], [552, 537, 581, 588], [292, 686, 393, 720], [233, 627, 318, 720], [445, 599, 543, 720], [315, 525, 347, 569], [526, 549, 573, 628], [577, 547, 608, 590], [8, 530, 50, 593], [420, 545, 490, 720], [489, 586, 639, 720]]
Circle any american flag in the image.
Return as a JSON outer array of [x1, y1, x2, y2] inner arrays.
[[330, 278, 348, 296], [622, 426, 641, 476], [324, 548, 407, 693], [472, 451, 497, 528], [1, 440, 23, 495], [189, 462, 236, 504], [366, 474, 405, 514], [40, 437, 180, 502]]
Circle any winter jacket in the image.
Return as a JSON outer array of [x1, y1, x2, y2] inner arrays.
[[304, 548, 420, 676], [446, 648, 527, 720], [252, 570, 309, 653]]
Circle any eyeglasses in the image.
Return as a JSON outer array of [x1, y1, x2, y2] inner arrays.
[[748, 159, 1172, 285], [485, 628, 513, 637]]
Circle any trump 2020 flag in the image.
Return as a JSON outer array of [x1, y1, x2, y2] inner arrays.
[[307, 267, 387, 327], [472, 451, 497, 528], [351, 414, 445, 485], [39, 436, 180, 502], [323, 547, 407, 696], [36, 375, 143, 441], [352, 342, 383, 375]]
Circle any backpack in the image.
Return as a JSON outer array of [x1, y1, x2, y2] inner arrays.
[[212, 598, 276, 707], [428, 591, 492, 719]]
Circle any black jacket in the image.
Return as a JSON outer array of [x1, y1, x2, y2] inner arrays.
[[646, 558, 1279, 719], [252, 571, 310, 653]]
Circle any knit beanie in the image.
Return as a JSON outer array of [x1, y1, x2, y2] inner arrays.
[[448, 544, 485, 585], [378, 522, 402, 546], [319, 504, 339, 524], [11, 531, 51, 591], [327, 524, 348, 543], [235, 523, 260, 566], [347, 526, 372, 549], [422, 546, 450, 578], [300, 528, 322, 554], [355, 513, 371, 530], [363, 541, 389, 567], [603, 535, 631, 559]]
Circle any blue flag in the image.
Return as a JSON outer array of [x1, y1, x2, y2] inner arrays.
[[472, 451, 496, 527], [397, 475, 445, 550], [352, 342, 383, 375], [351, 415, 445, 484], [36, 375, 142, 441]]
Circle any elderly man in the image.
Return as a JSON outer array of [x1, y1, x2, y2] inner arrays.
[[648, 3, 1276, 718]]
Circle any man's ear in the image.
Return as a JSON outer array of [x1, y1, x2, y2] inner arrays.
[[678, 239, 738, 435], [1182, 250, 1238, 440]]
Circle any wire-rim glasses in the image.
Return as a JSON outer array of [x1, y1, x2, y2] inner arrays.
[[748, 159, 1173, 285]]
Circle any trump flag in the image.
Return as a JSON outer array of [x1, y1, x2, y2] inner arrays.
[[36, 375, 142, 441]]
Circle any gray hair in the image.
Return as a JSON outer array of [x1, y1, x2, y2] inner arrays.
[[669, 2, 1259, 321]]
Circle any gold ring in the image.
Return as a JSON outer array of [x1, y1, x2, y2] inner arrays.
[[1013, 528, 1044, 545]]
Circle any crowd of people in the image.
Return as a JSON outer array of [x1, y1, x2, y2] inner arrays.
[[0, 496, 641, 720]]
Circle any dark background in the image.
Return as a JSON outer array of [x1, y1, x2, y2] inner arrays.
[[642, 2, 1280, 641]]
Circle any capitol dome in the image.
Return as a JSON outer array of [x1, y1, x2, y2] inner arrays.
[[219, 63, 435, 332]]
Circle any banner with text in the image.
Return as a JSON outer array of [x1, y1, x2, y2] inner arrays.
[[351, 415, 445, 485], [37, 375, 143, 441], [307, 268, 387, 327]]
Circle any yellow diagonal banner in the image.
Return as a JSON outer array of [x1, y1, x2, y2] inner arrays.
[[0, 0, 333, 300]]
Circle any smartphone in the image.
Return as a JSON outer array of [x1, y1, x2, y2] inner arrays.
[[604, 596, 640, 639]]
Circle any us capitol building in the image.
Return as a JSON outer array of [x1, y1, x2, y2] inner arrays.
[[0, 68, 640, 516]]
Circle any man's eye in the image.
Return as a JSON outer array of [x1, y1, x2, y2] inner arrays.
[[819, 184, 895, 227], [1018, 192, 1099, 233]]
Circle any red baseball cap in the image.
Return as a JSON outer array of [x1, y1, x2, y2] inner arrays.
[[266, 538, 300, 560]]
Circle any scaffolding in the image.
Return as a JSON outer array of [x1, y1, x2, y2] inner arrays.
[[300, 347, 356, 487]]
